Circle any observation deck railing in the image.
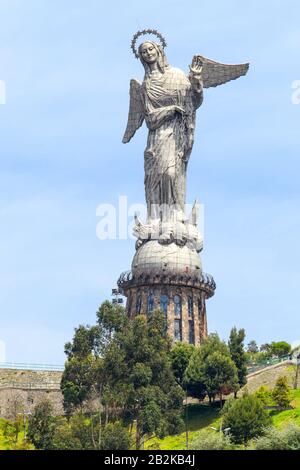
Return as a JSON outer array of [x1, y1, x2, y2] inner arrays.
[[0, 362, 64, 372]]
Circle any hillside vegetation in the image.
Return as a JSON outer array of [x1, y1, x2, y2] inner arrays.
[[145, 363, 300, 450]]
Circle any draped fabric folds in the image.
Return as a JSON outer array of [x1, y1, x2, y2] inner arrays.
[[141, 66, 203, 221]]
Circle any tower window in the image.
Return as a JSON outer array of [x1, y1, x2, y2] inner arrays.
[[189, 320, 195, 345], [127, 295, 132, 314], [174, 319, 182, 341], [160, 294, 168, 317], [174, 295, 182, 318], [136, 293, 142, 314], [147, 292, 154, 315], [188, 296, 194, 319], [174, 295, 182, 341], [198, 298, 203, 320]]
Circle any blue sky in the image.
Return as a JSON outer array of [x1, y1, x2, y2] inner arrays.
[[0, 0, 299, 364]]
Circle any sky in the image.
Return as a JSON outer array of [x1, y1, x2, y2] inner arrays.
[[0, 0, 299, 364]]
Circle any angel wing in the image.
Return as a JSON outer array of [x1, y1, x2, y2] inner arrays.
[[122, 79, 144, 143], [194, 55, 249, 89]]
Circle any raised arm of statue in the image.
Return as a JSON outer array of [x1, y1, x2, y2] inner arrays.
[[189, 55, 204, 108]]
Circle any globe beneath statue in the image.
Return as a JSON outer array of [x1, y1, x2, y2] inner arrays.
[[132, 240, 202, 278]]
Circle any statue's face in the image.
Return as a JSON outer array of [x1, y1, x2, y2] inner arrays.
[[139, 42, 158, 64]]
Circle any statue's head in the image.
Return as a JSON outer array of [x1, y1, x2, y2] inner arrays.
[[138, 41, 169, 74], [139, 41, 158, 64]]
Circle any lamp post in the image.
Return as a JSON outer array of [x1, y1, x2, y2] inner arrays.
[[293, 354, 300, 390], [185, 387, 189, 450], [111, 288, 124, 305], [211, 419, 231, 436]]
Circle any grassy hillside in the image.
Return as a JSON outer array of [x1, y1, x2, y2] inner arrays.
[[145, 404, 221, 450], [146, 364, 300, 450], [0, 363, 298, 450], [270, 388, 300, 428]]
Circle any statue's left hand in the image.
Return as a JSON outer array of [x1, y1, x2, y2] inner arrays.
[[189, 56, 203, 78]]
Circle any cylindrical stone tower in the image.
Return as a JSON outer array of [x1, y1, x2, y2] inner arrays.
[[118, 237, 216, 346]]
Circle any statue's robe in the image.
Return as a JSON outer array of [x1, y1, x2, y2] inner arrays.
[[141, 66, 203, 222]]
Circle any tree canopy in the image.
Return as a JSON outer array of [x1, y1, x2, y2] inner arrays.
[[222, 393, 271, 444], [184, 333, 238, 404], [228, 327, 247, 396], [61, 304, 184, 449]]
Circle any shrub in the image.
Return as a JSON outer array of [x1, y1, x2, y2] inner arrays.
[[254, 424, 300, 450], [51, 420, 83, 450], [222, 394, 271, 444], [27, 400, 56, 450], [272, 376, 291, 409], [254, 386, 272, 406], [190, 431, 234, 450], [101, 422, 132, 450]]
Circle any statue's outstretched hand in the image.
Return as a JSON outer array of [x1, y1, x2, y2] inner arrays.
[[189, 56, 203, 78]]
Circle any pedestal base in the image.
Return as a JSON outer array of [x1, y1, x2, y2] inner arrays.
[[118, 270, 216, 346]]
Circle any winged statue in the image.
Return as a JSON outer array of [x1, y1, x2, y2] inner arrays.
[[122, 29, 249, 249]]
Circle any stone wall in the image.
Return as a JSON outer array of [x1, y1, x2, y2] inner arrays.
[[0, 368, 62, 385], [0, 368, 63, 419], [244, 362, 298, 394]]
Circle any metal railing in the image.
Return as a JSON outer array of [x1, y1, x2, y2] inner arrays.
[[118, 270, 216, 290], [0, 362, 64, 372], [247, 355, 293, 374]]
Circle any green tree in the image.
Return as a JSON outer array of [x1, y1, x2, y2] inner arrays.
[[184, 334, 237, 404], [272, 376, 291, 409], [51, 416, 84, 450], [260, 343, 271, 353], [222, 393, 271, 445], [3, 419, 21, 447], [61, 304, 184, 450], [101, 422, 132, 450], [61, 303, 128, 417], [254, 386, 271, 406], [64, 324, 101, 359], [110, 310, 184, 449], [199, 333, 229, 360], [62, 323, 104, 416], [51, 415, 131, 450], [96, 300, 128, 350], [270, 341, 291, 358], [51, 413, 130, 451], [247, 340, 258, 354], [70, 413, 96, 449], [170, 342, 195, 386], [201, 352, 238, 406], [183, 348, 207, 401], [61, 354, 96, 416], [27, 400, 56, 450], [228, 327, 247, 397]]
